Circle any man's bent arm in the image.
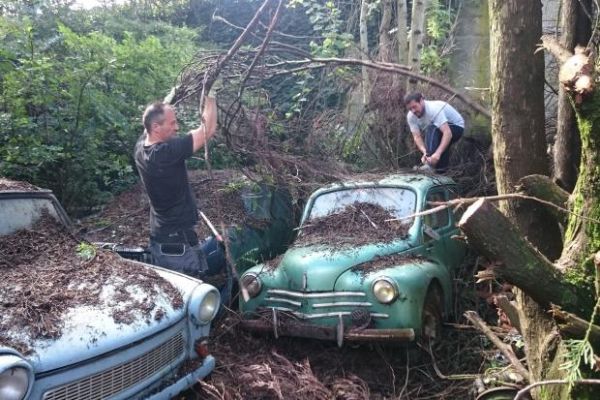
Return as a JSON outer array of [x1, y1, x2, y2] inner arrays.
[[191, 97, 218, 152], [432, 122, 452, 158], [412, 131, 427, 155]]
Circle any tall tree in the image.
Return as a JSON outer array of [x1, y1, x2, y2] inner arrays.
[[359, 0, 370, 103], [396, 0, 408, 64], [378, 0, 394, 62], [489, 0, 561, 259], [553, 0, 592, 191], [407, 0, 428, 89], [488, 0, 564, 396]]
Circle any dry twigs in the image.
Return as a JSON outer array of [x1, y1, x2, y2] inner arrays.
[[464, 311, 531, 382]]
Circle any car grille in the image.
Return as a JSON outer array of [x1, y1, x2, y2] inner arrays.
[[42, 332, 184, 400], [263, 289, 388, 319]]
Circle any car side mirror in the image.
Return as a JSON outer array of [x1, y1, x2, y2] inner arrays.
[[423, 224, 441, 241]]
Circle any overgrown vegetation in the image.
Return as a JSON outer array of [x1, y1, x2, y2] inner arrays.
[[1, 0, 472, 213]]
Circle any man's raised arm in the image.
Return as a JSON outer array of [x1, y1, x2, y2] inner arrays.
[[190, 97, 217, 153]]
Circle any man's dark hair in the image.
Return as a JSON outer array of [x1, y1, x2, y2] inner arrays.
[[142, 102, 168, 134], [403, 92, 424, 105]]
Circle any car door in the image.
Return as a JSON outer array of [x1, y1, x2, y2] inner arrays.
[[422, 187, 452, 265]]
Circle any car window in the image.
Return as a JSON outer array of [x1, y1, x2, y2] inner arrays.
[[424, 190, 449, 229], [0, 198, 60, 235], [308, 187, 417, 222]]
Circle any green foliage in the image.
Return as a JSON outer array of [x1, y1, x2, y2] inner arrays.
[[421, 0, 455, 76], [0, 2, 197, 212], [76, 242, 97, 260]]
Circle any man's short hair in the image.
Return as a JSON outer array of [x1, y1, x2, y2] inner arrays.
[[403, 92, 424, 105], [142, 102, 168, 134]]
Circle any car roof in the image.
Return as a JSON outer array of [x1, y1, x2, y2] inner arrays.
[[312, 173, 456, 195]]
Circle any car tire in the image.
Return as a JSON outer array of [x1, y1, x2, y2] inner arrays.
[[421, 284, 443, 341]]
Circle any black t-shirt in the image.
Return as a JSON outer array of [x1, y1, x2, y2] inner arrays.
[[134, 134, 198, 237]]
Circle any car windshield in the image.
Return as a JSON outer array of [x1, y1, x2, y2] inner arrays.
[[307, 187, 417, 223]]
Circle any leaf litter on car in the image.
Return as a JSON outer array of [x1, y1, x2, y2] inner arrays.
[[294, 202, 411, 248], [0, 212, 183, 355]]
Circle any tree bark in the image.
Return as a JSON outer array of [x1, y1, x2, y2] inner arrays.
[[553, 0, 591, 191], [489, 0, 562, 260], [396, 0, 408, 64], [551, 305, 600, 347], [518, 174, 569, 226], [458, 199, 584, 312], [378, 0, 394, 62], [407, 0, 428, 90], [359, 0, 370, 104], [489, 5, 575, 393]]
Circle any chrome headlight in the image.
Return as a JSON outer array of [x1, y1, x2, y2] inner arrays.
[[372, 278, 398, 304], [241, 272, 262, 298], [197, 289, 220, 324], [0, 355, 33, 400]]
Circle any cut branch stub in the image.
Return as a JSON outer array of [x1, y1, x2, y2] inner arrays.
[[550, 305, 600, 347], [542, 35, 594, 98], [458, 199, 583, 313], [517, 174, 569, 226]]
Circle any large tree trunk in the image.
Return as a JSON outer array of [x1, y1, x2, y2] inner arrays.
[[359, 0, 370, 104], [396, 0, 408, 64], [407, 0, 427, 90], [553, 0, 592, 191], [489, 0, 562, 259], [378, 0, 394, 62], [488, 1, 568, 397]]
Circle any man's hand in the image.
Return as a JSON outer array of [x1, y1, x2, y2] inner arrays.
[[421, 153, 428, 164], [208, 78, 224, 98], [426, 153, 440, 166]]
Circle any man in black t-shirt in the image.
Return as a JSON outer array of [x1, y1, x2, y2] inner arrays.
[[134, 97, 217, 277]]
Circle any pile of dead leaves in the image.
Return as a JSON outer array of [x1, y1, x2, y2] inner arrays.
[[295, 202, 410, 247], [179, 310, 481, 400], [0, 213, 182, 355], [0, 178, 42, 192], [81, 170, 263, 245]]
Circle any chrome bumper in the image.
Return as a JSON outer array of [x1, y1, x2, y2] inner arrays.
[[241, 309, 414, 347]]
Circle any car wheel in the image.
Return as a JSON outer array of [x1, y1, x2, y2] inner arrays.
[[421, 284, 443, 341]]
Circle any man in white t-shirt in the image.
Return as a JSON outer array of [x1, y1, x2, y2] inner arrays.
[[404, 92, 464, 172]]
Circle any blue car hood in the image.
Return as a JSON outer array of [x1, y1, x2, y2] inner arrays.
[[8, 265, 200, 373], [280, 238, 416, 291]]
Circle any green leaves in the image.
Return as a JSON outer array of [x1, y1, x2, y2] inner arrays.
[[0, 5, 198, 212]]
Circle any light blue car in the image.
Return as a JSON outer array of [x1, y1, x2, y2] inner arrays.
[[0, 183, 220, 400]]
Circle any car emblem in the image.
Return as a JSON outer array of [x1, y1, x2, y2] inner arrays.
[[302, 272, 308, 291]]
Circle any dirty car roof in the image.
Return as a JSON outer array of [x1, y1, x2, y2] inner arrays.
[[314, 173, 455, 194]]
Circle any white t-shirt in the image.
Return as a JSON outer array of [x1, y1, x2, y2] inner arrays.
[[407, 100, 465, 134]]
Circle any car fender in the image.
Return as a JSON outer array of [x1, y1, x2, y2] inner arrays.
[[335, 259, 452, 325]]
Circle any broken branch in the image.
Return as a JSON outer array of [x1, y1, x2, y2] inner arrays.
[[464, 311, 531, 382]]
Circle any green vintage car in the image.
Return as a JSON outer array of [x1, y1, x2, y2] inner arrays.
[[239, 173, 467, 345]]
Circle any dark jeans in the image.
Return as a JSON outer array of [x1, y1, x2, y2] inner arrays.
[[149, 229, 208, 278], [424, 124, 464, 172]]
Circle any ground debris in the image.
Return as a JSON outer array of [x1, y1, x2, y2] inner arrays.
[[0, 213, 182, 354], [80, 170, 264, 245], [295, 202, 410, 247], [185, 311, 480, 400]]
